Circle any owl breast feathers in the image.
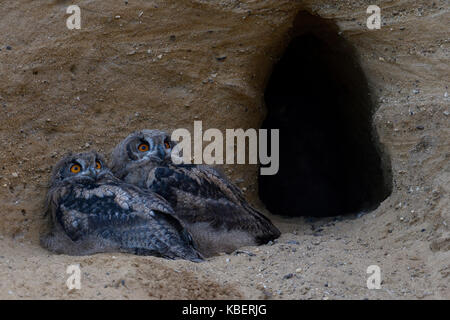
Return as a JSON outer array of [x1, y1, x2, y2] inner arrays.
[[111, 130, 281, 257], [41, 152, 202, 262]]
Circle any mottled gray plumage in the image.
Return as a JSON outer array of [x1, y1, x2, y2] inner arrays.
[[111, 130, 281, 257], [41, 151, 202, 262]]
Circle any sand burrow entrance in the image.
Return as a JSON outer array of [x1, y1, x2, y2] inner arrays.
[[259, 12, 392, 218]]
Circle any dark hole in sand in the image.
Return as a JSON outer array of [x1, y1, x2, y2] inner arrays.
[[259, 12, 392, 217]]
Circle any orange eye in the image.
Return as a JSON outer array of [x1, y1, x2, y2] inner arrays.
[[164, 142, 171, 149], [138, 143, 149, 152], [70, 164, 81, 173], [95, 161, 102, 170]]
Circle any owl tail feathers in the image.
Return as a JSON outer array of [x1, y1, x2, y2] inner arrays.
[[255, 225, 281, 246], [253, 215, 282, 246], [161, 231, 204, 262], [176, 229, 205, 262], [118, 210, 204, 263], [176, 247, 204, 263], [155, 210, 205, 262]]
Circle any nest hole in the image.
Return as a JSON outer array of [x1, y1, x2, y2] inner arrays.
[[259, 12, 392, 217]]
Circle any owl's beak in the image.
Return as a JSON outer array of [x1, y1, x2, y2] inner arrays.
[[156, 145, 166, 160], [89, 167, 97, 178], [145, 145, 166, 163], [81, 168, 97, 180]]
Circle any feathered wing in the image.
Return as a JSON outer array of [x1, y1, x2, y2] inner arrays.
[[146, 164, 281, 246], [44, 181, 202, 261]]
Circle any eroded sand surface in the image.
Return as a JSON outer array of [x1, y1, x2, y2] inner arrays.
[[0, 0, 448, 299]]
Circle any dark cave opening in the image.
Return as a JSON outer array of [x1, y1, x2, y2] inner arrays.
[[259, 12, 392, 218]]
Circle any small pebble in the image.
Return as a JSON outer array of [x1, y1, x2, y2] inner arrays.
[[234, 250, 255, 257]]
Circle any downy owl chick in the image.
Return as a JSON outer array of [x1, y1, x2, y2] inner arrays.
[[111, 130, 280, 257], [41, 151, 202, 261]]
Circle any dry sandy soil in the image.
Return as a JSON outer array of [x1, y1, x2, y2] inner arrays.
[[0, 0, 448, 299]]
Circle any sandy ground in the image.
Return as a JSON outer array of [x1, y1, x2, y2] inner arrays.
[[1, 205, 448, 299], [0, 0, 449, 299]]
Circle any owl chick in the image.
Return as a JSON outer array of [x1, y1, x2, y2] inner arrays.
[[41, 151, 202, 262], [111, 130, 281, 257]]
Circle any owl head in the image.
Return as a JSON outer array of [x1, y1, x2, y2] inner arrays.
[[50, 151, 112, 188], [110, 130, 176, 184]]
